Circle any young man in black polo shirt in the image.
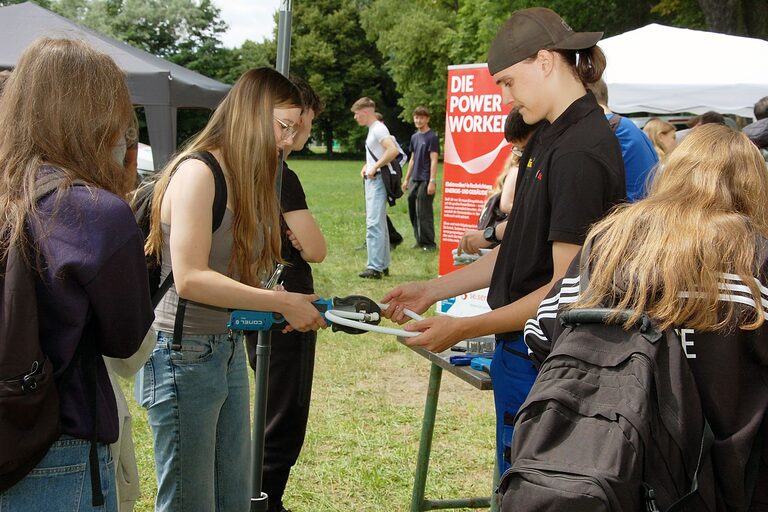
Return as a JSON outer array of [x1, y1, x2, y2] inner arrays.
[[382, 7, 625, 475]]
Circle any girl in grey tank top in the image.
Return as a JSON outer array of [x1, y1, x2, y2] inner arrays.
[[137, 68, 326, 512]]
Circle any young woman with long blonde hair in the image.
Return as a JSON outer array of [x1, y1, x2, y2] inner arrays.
[[525, 124, 768, 510], [0, 38, 154, 511], [140, 67, 326, 512]]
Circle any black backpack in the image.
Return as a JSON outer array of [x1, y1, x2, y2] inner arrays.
[[366, 144, 408, 206], [0, 175, 104, 505], [131, 151, 227, 346], [498, 250, 719, 512]]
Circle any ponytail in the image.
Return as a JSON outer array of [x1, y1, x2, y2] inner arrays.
[[554, 46, 606, 85]]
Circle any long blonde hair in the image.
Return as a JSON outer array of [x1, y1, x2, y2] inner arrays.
[[0, 37, 133, 261], [643, 118, 676, 159], [145, 67, 301, 286], [573, 124, 768, 332]]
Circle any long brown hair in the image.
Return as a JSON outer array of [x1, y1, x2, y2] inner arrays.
[[573, 124, 768, 332], [0, 37, 133, 261], [552, 46, 606, 85], [145, 67, 301, 286]]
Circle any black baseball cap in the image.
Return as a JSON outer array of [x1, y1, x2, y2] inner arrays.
[[488, 8, 603, 75]]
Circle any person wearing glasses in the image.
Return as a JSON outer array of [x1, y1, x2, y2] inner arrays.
[[140, 67, 326, 512]]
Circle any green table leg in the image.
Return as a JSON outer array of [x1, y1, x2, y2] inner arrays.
[[411, 362, 443, 512], [490, 453, 499, 512]]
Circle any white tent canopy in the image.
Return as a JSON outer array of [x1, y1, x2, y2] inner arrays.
[[600, 24, 768, 118]]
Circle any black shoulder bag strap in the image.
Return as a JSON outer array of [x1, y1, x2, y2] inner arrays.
[[608, 113, 623, 133], [80, 321, 105, 507], [365, 145, 382, 174], [165, 151, 228, 350]]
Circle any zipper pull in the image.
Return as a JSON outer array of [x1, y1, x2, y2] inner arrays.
[[643, 483, 661, 512]]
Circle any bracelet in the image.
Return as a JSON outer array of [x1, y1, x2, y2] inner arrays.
[[429, 178, 436, 183]]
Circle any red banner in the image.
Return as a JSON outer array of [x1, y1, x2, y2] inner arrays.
[[439, 64, 512, 277]]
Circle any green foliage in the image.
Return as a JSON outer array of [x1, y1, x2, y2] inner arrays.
[[286, 0, 396, 154], [360, 0, 458, 136], [0, 0, 54, 7], [24, 0, 233, 143], [446, 0, 513, 65], [651, 0, 707, 29]]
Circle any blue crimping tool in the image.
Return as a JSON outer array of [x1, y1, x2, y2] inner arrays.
[[449, 355, 473, 366], [470, 357, 492, 374], [227, 295, 381, 334]]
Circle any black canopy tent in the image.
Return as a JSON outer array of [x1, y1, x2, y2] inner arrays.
[[0, 1, 230, 169]]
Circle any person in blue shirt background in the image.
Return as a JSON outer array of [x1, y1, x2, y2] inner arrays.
[[589, 79, 658, 201], [402, 106, 440, 251]]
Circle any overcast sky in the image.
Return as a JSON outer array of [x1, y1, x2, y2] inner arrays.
[[213, 0, 281, 48]]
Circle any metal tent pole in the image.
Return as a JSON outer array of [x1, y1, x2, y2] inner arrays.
[[251, 2, 293, 511]]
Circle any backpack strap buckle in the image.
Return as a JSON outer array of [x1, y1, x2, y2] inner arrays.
[[21, 360, 42, 393]]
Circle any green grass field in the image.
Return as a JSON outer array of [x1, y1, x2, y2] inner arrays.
[[121, 159, 496, 512]]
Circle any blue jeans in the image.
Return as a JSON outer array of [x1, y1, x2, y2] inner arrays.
[[490, 336, 539, 476], [140, 331, 251, 512], [364, 175, 390, 271], [0, 436, 116, 511]]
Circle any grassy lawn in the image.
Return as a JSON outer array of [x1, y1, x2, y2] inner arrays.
[[121, 159, 496, 511]]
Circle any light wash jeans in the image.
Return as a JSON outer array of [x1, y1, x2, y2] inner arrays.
[[0, 435, 116, 511], [140, 331, 251, 512], [364, 174, 390, 272]]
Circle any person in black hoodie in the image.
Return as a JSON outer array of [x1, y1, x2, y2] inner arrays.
[[525, 124, 768, 511], [0, 38, 154, 511]]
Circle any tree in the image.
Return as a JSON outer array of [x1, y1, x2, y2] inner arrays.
[[0, 0, 54, 7], [361, 0, 458, 135], [284, 0, 393, 154], [50, 0, 233, 143]]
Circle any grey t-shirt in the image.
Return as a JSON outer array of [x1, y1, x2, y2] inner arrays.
[[153, 208, 237, 335]]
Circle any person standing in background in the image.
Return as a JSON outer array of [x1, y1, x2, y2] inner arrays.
[[643, 118, 677, 162], [588, 79, 658, 201], [402, 106, 439, 251], [352, 96, 399, 279], [374, 111, 405, 251]]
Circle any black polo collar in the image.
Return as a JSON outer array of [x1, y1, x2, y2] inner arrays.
[[536, 91, 601, 149]]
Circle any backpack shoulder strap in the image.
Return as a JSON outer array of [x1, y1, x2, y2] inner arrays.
[[608, 113, 622, 133], [169, 151, 228, 349], [183, 151, 228, 232]]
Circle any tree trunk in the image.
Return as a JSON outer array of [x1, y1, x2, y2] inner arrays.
[[325, 126, 334, 155], [743, 0, 768, 38], [696, 0, 740, 34]]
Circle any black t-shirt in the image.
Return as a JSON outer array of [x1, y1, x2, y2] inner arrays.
[[280, 163, 314, 294], [487, 92, 625, 338]]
